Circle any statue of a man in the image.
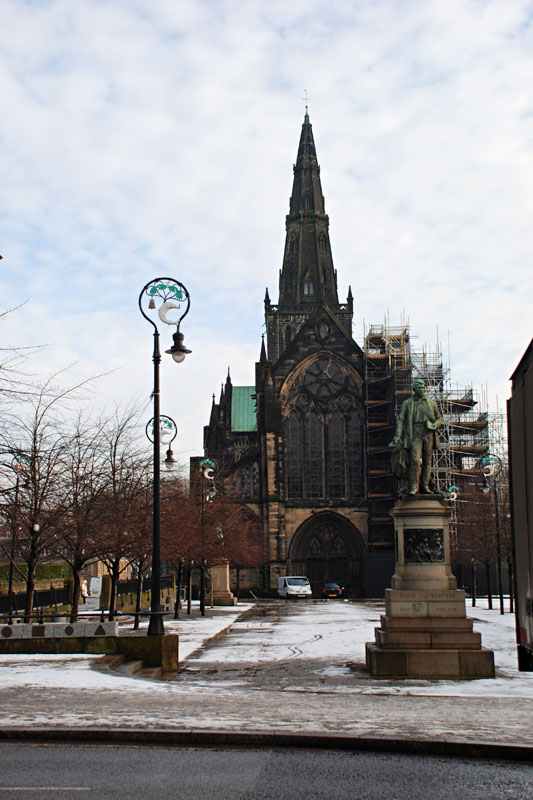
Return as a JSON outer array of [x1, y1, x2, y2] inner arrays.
[[389, 378, 443, 495]]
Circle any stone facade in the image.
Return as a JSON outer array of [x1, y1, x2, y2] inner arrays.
[[198, 113, 375, 597]]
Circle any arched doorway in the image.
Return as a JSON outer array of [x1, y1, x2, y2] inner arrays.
[[287, 512, 366, 597]]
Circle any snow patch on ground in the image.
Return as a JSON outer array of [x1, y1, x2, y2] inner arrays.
[[0, 599, 532, 700]]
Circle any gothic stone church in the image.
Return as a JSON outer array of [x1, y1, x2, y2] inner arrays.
[[199, 113, 394, 597]]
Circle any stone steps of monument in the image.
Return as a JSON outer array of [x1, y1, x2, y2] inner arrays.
[[115, 659, 145, 677], [380, 614, 474, 631], [98, 654, 126, 669], [376, 627, 482, 650], [106, 655, 173, 682], [365, 642, 495, 678]]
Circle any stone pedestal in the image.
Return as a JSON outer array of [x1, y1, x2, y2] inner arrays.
[[366, 495, 495, 679], [209, 562, 238, 606]]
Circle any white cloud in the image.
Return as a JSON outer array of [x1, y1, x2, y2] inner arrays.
[[1, 0, 532, 464]]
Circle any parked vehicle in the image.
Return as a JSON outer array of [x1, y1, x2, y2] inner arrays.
[[277, 576, 312, 599], [320, 582, 344, 599]]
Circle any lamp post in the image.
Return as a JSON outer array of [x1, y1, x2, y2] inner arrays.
[[7, 454, 31, 622], [139, 278, 191, 636], [479, 454, 504, 615], [198, 458, 216, 617]]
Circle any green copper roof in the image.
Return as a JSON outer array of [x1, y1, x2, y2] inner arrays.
[[231, 386, 257, 432]]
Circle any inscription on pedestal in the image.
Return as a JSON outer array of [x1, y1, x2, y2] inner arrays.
[[403, 529, 444, 563], [387, 590, 465, 601]]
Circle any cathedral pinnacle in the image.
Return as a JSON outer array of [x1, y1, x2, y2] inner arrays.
[[263, 114, 354, 361], [277, 112, 338, 309]]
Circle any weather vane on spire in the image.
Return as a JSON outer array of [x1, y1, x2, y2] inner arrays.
[[303, 88, 310, 113]]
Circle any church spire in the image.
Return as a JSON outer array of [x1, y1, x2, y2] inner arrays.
[[263, 114, 354, 362], [278, 113, 339, 309], [260, 334, 267, 364]]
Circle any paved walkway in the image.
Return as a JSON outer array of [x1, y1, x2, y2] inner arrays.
[[1, 600, 532, 758]]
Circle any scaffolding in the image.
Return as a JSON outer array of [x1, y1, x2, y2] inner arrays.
[[362, 323, 505, 551]]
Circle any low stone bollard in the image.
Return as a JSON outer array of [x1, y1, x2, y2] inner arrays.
[[0, 622, 119, 639]]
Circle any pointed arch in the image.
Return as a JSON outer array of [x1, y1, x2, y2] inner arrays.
[[331, 535, 347, 558], [303, 273, 314, 296], [281, 352, 364, 500], [308, 535, 324, 558], [288, 511, 366, 596]]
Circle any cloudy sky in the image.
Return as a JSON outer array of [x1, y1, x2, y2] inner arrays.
[[1, 0, 532, 465]]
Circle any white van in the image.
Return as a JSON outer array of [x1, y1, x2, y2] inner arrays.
[[277, 576, 312, 599]]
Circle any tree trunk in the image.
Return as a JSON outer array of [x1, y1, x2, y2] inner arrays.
[[70, 568, 82, 623], [485, 561, 493, 609], [470, 560, 477, 607], [24, 554, 37, 623], [108, 560, 120, 620], [508, 557, 514, 613], [134, 560, 144, 630], [200, 560, 206, 617], [187, 567, 192, 615], [174, 562, 183, 620]]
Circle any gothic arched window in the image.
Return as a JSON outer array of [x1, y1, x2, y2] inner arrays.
[[303, 275, 314, 295], [252, 462, 260, 497], [319, 234, 327, 251], [284, 359, 364, 501], [242, 464, 251, 496], [289, 235, 296, 254], [286, 412, 303, 499], [327, 412, 345, 499], [305, 412, 323, 498]]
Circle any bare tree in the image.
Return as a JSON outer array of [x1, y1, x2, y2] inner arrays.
[[92, 406, 152, 619], [161, 475, 195, 617], [51, 414, 110, 621], [0, 304, 43, 406], [0, 373, 92, 621], [161, 475, 263, 604]]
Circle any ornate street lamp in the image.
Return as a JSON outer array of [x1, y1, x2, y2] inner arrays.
[[478, 454, 504, 615], [145, 415, 178, 470], [198, 458, 216, 617], [139, 278, 190, 635]]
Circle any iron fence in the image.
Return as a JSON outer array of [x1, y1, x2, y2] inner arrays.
[[0, 585, 69, 615]]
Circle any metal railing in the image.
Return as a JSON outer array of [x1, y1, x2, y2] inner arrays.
[[116, 574, 172, 597], [0, 585, 69, 615]]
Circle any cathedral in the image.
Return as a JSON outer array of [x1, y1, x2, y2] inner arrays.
[[198, 111, 400, 597]]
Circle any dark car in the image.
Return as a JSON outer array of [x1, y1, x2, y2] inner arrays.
[[321, 582, 344, 599]]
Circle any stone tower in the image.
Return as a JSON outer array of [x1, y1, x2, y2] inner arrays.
[[265, 112, 353, 360], [201, 113, 369, 596]]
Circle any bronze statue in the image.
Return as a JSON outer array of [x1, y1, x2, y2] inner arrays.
[[389, 378, 442, 495]]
